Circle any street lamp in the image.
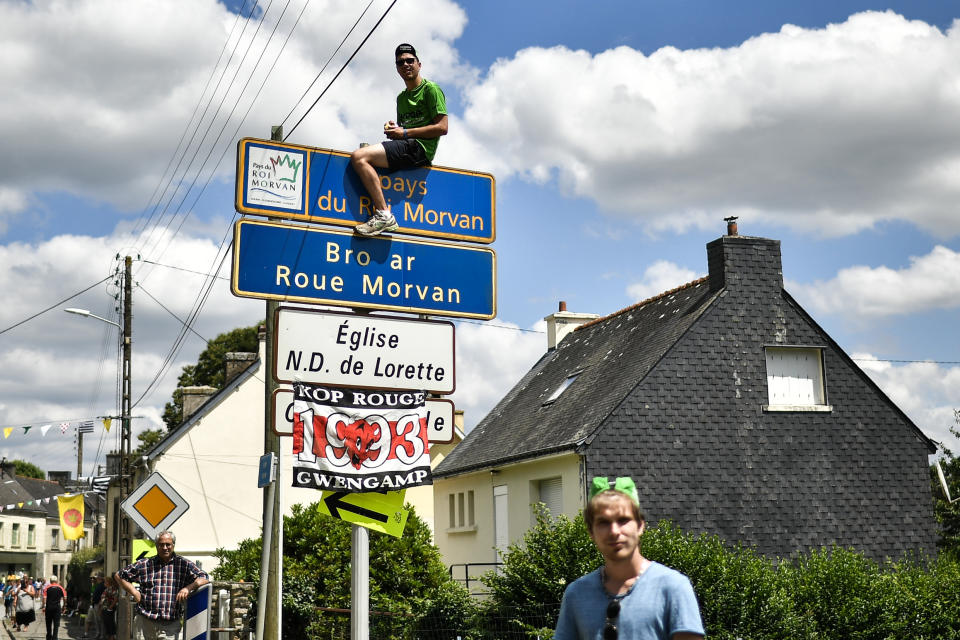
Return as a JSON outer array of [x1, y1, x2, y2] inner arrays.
[[63, 255, 134, 580], [64, 308, 122, 329]]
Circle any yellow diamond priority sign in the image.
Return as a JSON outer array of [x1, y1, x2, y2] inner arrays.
[[121, 472, 190, 539]]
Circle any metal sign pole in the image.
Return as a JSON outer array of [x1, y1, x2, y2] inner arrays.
[[351, 524, 369, 640], [255, 475, 275, 640]]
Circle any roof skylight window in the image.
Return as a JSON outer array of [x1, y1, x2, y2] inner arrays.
[[544, 371, 582, 405]]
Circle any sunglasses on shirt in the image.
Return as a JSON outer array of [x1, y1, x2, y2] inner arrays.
[[604, 598, 621, 640]]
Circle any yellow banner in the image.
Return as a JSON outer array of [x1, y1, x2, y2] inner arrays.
[[58, 494, 85, 540]]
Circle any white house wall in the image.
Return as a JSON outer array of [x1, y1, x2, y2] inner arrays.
[[433, 453, 582, 580]]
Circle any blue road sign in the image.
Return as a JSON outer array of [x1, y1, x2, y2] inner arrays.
[[258, 453, 276, 488], [185, 584, 212, 640], [231, 219, 496, 319], [235, 137, 496, 244]]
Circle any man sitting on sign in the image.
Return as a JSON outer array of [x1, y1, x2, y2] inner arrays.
[[351, 43, 448, 237]]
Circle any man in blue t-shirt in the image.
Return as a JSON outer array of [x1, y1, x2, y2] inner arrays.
[[351, 43, 448, 237], [554, 477, 705, 640]]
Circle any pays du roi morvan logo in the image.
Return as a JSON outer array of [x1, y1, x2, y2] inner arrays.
[[247, 147, 305, 210]]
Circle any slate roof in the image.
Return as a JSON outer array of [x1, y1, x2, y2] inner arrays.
[[0, 476, 46, 516], [435, 277, 721, 478]]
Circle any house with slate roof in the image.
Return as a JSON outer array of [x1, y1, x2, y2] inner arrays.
[[433, 224, 937, 577], [0, 463, 101, 578]]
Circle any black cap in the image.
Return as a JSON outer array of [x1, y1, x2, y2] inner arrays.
[[395, 43, 417, 59]]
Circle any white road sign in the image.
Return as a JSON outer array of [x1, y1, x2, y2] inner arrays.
[[274, 308, 455, 393], [272, 386, 455, 444]]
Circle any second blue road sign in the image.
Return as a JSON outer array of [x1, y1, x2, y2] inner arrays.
[[231, 219, 496, 319]]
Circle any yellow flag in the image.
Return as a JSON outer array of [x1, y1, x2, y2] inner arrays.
[[103, 418, 112, 432], [58, 494, 85, 540], [2, 428, 11, 439]]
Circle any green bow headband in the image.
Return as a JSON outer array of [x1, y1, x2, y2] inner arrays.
[[590, 476, 639, 505]]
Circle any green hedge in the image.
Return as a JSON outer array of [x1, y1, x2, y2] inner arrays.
[[473, 507, 960, 640]]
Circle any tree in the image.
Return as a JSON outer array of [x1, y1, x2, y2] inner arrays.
[[213, 500, 455, 639], [931, 409, 960, 559], [161, 324, 260, 429], [12, 459, 44, 479], [132, 428, 165, 456]]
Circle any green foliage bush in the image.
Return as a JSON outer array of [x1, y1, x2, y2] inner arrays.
[[481, 507, 960, 640], [213, 500, 455, 640]]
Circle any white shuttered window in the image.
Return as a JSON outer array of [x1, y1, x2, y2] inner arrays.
[[535, 477, 563, 518], [765, 347, 825, 406]]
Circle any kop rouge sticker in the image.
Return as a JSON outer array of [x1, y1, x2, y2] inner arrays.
[[291, 382, 432, 493]]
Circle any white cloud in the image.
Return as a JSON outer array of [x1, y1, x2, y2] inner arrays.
[[791, 245, 960, 317], [0, 225, 263, 472], [853, 353, 960, 452], [626, 260, 703, 302], [458, 11, 960, 236], [450, 320, 545, 430], [0, 0, 470, 218]]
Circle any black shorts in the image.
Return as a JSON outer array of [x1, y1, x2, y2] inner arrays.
[[383, 139, 430, 171]]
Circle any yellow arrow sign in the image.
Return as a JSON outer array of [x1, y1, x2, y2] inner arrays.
[[132, 539, 157, 561], [317, 489, 409, 538]]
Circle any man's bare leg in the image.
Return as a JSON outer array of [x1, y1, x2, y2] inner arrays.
[[351, 143, 399, 236], [351, 144, 390, 212]]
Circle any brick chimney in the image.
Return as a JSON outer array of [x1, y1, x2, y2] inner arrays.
[[707, 225, 783, 294], [225, 352, 257, 384], [544, 301, 599, 351], [181, 386, 217, 421]]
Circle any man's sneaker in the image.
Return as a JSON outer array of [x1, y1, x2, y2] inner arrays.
[[355, 210, 398, 236]]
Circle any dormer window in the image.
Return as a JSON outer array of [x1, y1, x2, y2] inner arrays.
[[764, 346, 831, 411], [544, 371, 582, 405]]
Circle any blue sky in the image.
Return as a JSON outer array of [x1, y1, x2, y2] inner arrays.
[[1, 0, 959, 476]]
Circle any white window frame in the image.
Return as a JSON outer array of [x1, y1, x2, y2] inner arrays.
[[764, 346, 832, 412], [11, 523, 20, 548], [532, 477, 563, 522], [27, 524, 36, 548], [446, 490, 476, 533]]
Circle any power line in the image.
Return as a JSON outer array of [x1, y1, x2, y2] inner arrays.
[[138, 284, 212, 344], [141, 259, 230, 280], [280, 0, 376, 128], [853, 357, 960, 366], [0, 275, 112, 336], [284, 0, 398, 140], [130, 0, 262, 246], [138, 0, 284, 263]]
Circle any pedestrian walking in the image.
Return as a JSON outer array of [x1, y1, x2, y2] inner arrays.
[[42, 575, 66, 640], [14, 576, 37, 632]]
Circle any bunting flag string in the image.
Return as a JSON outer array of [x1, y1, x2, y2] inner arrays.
[[1, 485, 113, 512], [0, 417, 117, 440]]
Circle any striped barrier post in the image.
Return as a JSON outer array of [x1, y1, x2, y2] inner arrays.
[[184, 583, 212, 640]]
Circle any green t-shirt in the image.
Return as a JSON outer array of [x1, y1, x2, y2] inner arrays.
[[396, 79, 447, 162]]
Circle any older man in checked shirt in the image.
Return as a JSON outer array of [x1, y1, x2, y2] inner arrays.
[[115, 530, 209, 640]]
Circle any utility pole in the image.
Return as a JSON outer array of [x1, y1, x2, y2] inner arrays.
[[120, 254, 133, 569], [261, 126, 283, 640]]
